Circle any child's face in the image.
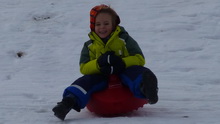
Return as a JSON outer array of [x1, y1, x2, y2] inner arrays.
[[95, 13, 113, 39]]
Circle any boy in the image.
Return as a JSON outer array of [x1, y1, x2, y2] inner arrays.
[[53, 4, 158, 120]]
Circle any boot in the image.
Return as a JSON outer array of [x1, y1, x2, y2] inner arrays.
[[52, 95, 80, 120], [52, 102, 71, 120], [140, 71, 158, 104]]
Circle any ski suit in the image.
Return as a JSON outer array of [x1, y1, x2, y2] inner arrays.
[[63, 26, 156, 109]]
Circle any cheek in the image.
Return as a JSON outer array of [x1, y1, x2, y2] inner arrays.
[[94, 26, 101, 34], [107, 25, 113, 32], [94, 28, 98, 33]]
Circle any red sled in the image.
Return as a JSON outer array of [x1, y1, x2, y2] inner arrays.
[[86, 75, 147, 116]]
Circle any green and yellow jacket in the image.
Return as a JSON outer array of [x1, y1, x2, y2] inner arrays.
[[79, 26, 145, 75]]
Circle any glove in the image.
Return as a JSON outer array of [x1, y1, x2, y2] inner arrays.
[[97, 51, 126, 75], [112, 61, 126, 74], [99, 65, 125, 75], [99, 65, 112, 75], [97, 51, 114, 67], [97, 51, 125, 66]]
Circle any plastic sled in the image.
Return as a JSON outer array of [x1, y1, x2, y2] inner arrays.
[[86, 75, 147, 116]]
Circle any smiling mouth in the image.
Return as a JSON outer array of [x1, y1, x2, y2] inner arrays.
[[99, 31, 107, 34]]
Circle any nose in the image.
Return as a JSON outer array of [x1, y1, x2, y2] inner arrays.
[[100, 24, 105, 29]]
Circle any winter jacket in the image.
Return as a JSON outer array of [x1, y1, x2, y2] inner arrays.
[[79, 26, 145, 75]]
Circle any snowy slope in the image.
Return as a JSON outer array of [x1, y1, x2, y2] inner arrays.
[[1, 0, 220, 124]]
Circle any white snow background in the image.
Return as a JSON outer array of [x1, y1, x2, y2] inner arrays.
[[1, 0, 220, 124]]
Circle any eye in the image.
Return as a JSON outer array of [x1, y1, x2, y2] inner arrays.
[[104, 22, 109, 26], [95, 23, 101, 26]]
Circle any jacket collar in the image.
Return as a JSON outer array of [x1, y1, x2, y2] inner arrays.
[[88, 26, 121, 45]]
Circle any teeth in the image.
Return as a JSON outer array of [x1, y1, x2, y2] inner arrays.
[[99, 31, 107, 34]]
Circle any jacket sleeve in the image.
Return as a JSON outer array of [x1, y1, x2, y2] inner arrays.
[[122, 34, 145, 67], [123, 54, 145, 67], [79, 41, 100, 75], [80, 60, 100, 75]]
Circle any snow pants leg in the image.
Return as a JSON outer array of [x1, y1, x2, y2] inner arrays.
[[120, 65, 158, 99], [62, 66, 157, 110], [63, 74, 108, 109]]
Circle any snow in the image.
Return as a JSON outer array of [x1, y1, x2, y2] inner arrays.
[[1, 0, 220, 123]]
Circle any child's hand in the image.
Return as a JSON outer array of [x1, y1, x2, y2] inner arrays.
[[97, 51, 125, 66], [99, 65, 125, 75], [97, 51, 115, 67], [97, 51, 126, 75], [99, 65, 112, 75]]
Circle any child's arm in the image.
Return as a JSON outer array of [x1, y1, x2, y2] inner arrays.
[[79, 41, 100, 75], [121, 34, 145, 67]]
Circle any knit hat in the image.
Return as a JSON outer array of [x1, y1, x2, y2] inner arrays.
[[90, 4, 120, 31]]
